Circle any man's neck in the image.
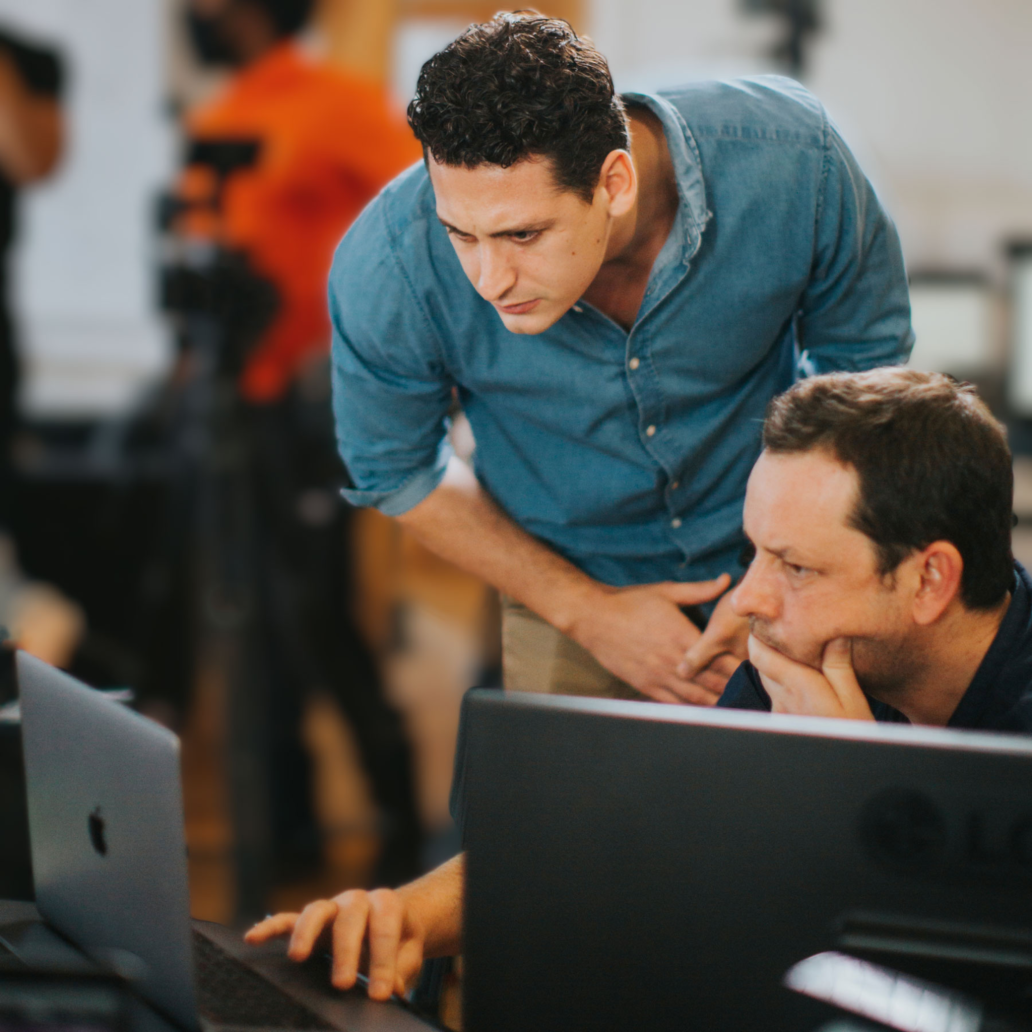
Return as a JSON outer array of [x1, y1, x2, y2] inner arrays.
[[881, 596, 1010, 726], [581, 105, 679, 330]]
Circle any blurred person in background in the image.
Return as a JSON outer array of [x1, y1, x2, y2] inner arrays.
[[0, 26, 83, 668], [175, 0, 424, 883]]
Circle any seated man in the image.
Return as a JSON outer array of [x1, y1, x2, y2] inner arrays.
[[245, 367, 1032, 999]]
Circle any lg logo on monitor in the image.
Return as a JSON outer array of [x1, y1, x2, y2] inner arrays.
[[861, 788, 1032, 877]]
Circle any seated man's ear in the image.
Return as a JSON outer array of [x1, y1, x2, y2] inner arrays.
[[910, 541, 964, 626]]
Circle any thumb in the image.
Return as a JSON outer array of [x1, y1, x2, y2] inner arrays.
[[661, 573, 732, 608]]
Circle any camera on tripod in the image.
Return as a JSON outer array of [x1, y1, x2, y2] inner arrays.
[[158, 138, 279, 378]]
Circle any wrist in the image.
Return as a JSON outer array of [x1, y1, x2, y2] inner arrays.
[[545, 577, 613, 640]]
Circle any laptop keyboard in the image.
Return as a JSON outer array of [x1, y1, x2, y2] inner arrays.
[[192, 929, 334, 1029]]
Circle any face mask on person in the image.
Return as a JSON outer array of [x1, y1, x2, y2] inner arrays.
[[185, 10, 239, 67]]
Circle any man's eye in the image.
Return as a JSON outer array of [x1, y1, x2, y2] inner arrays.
[[510, 231, 539, 243], [785, 562, 809, 577], [738, 541, 756, 567]]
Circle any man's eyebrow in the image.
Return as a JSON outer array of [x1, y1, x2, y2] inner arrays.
[[436, 216, 554, 238], [765, 543, 819, 567]]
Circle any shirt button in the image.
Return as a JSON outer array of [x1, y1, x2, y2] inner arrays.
[[646, 425, 656, 437], [629, 357, 640, 371], [671, 518, 682, 529]]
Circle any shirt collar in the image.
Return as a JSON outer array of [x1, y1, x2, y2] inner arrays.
[[620, 91, 711, 270]]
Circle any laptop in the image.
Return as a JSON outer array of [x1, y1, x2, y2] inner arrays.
[[13, 651, 437, 1032], [459, 690, 1032, 1032]]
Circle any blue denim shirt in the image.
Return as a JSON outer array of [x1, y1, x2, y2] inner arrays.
[[329, 76, 913, 587]]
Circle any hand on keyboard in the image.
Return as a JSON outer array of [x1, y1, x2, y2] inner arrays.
[[245, 888, 426, 1002]]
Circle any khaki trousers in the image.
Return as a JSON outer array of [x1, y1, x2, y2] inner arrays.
[[500, 595, 643, 700]]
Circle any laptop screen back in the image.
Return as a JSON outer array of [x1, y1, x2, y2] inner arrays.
[[17, 652, 199, 1030]]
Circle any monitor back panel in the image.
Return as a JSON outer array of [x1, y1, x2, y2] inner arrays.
[[17, 652, 199, 1030], [461, 692, 1032, 1032]]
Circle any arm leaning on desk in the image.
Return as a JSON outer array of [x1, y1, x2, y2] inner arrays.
[[245, 853, 464, 1002]]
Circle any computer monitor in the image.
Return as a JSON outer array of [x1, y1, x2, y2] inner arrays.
[[906, 272, 994, 378], [460, 691, 1032, 1032]]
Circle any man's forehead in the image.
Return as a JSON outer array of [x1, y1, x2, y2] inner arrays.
[[429, 154, 569, 219], [744, 449, 862, 552]]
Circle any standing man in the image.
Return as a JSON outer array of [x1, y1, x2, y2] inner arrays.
[[330, 12, 913, 704]]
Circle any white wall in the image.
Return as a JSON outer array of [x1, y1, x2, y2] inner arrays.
[[589, 0, 1032, 275], [0, 0, 174, 415]]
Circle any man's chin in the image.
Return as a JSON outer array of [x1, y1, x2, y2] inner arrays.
[[495, 304, 563, 335]]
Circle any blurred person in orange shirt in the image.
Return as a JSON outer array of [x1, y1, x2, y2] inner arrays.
[[175, 0, 424, 887], [181, 0, 420, 401]]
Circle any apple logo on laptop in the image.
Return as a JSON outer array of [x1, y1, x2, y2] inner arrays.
[[88, 806, 108, 857]]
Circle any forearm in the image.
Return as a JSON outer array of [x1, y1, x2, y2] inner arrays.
[[396, 852, 465, 958], [396, 457, 603, 636]]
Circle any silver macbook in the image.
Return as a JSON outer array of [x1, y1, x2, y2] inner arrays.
[[15, 651, 436, 1032]]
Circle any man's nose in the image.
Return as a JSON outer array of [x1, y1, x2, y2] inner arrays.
[[730, 558, 777, 620], [477, 244, 516, 301]]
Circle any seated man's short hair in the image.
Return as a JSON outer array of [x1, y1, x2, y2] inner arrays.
[[764, 368, 1013, 610]]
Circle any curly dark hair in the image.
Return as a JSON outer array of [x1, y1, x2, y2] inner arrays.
[[407, 12, 629, 201], [763, 368, 1014, 610]]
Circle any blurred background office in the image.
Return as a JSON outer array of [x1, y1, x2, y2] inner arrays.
[[1, 0, 1032, 1016]]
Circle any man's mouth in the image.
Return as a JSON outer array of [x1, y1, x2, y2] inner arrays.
[[749, 619, 822, 669], [499, 299, 541, 315]]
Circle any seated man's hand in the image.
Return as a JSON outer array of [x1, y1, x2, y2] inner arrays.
[[676, 587, 748, 693], [747, 634, 874, 721], [244, 888, 425, 1001]]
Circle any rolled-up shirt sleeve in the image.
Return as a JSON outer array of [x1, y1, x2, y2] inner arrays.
[[796, 109, 914, 375], [329, 198, 456, 516]]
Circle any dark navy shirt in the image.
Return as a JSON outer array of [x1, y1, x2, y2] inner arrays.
[[717, 561, 1032, 733]]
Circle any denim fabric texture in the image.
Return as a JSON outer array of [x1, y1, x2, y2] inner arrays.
[[329, 75, 914, 588]]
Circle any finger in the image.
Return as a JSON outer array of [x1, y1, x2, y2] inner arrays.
[[685, 663, 733, 697], [660, 674, 722, 706], [677, 634, 721, 680], [329, 891, 371, 990], [821, 638, 873, 720], [821, 636, 854, 675], [244, 912, 299, 944], [366, 890, 404, 1001], [746, 634, 800, 682], [395, 937, 425, 995], [660, 573, 732, 608], [287, 899, 338, 963], [710, 652, 743, 682]]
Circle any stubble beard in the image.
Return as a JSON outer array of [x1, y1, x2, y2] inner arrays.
[[749, 618, 922, 702]]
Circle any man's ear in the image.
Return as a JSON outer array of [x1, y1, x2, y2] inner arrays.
[[596, 149, 636, 218], [910, 541, 964, 626]]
